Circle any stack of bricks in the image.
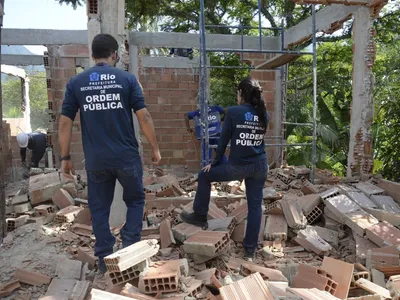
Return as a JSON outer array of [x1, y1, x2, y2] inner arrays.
[[45, 44, 89, 169], [138, 61, 199, 168]]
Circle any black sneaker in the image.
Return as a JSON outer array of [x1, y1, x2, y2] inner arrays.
[[243, 250, 255, 261], [180, 211, 208, 229]]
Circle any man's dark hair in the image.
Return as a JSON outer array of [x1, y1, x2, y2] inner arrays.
[[92, 34, 119, 59]]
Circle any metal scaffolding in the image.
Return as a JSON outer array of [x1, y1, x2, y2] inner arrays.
[[198, 0, 318, 182]]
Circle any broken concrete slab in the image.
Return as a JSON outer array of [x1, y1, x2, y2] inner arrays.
[[70, 280, 90, 300], [12, 194, 28, 205], [324, 194, 361, 222], [172, 222, 202, 243], [348, 192, 377, 209], [45, 278, 77, 299], [183, 231, 229, 256], [104, 239, 159, 273], [29, 172, 63, 205], [264, 214, 288, 241], [324, 206, 342, 223], [371, 269, 386, 288], [363, 207, 400, 226], [312, 226, 339, 246], [280, 198, 307, 229], [55, 258, 82, 280], [366, 221, 400, 247], [294, 226, 332, 255], [344, 210, 379, 236], [371, 195, 400, 214], [13, 202, 32, 213], [354, 182, 385, 197], [321, 256, 354, 299], [207, 216, 236, 235]]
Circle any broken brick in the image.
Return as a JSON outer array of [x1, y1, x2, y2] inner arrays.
[[264, 214, 288, 241], [323, 194, 361, 223], [280, 198, 307, 229], [321, 256, 354, 299], [104, 239, 159, 273], [366, 221, 400, 247], [52, 188, 75, 209], [54, 206, 83, 223], [14, 269, 52, 286], [76, 247, 96, 270], [183, 231, 230, 256], [13, 202, 31, 214], [292, 264, 338, 295], [172, 222, 202, 243], [0, 280, 20, 297], [160, 218, 176, 249], [355, 278, 391, 299], [228, 201, 248, 223], [297, 194, 321, 215], [109, 260, 149, 286], [34, 205, 56, 216], [294, 226, 332, 255], [138, 260, 181, 294], [70, 223, 93, 237], [29, 172, 62, 205], [354, 182, 385, 197], [241, 263, 288, 282]]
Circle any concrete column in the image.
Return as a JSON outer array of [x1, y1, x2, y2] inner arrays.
[[22, 77, 32, 133], [347, 7, 375, 180]]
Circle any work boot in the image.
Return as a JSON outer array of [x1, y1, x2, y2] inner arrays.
[[243, 249, 255, 261], [180, 211, 208, 229], [97, 257, 107, 274]]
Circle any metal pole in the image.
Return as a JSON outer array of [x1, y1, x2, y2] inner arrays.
[[281, 19, 285, 50], [240, 24, 244, 64], [199, 0, 209, 167], [0, 0, 5, 239], [311, 4, 318, 183], [257, 0, 262, 50]]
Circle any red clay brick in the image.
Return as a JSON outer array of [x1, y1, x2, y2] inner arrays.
[[52, 188, 75, 209]]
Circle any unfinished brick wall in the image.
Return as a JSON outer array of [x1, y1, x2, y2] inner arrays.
[[45, 48, 276, 172], [46, 44, 89, 170], [138, 59, 199, 170], [1, 121, 12, 181]]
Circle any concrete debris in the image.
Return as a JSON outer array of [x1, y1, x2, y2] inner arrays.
[[4, 167, 400, 299]]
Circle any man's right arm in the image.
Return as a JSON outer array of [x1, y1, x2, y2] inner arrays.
[[130, 75, 161, 164], [136, 108, 161, 164]]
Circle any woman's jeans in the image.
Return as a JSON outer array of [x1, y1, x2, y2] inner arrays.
[[193, 159, 268, 252]]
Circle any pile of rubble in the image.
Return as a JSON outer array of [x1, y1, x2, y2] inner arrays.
[[1, 166, 400, 299]]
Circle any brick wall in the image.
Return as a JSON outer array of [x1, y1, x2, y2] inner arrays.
[[1, 121, 12, 181], [46, 44, 88, 170], [45, 47, 276, 172], [138, 60, 199, 169]]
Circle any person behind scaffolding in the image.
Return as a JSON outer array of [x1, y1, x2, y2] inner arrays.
[[181, 77, 269, 261], [184, 104, 228, 164]]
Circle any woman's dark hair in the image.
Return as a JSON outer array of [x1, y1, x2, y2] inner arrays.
[[92, 34, 119, 59], [238, 77, 267, 133]]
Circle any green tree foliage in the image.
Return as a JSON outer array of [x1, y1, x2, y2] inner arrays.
[[2, 73, 48, 131]]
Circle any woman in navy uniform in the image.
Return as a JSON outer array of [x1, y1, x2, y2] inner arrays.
[[181, 77, 269, 260]]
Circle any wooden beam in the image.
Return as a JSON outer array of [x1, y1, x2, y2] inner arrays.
[[282, 5, 359, 48], [256, 54, 301, 69]]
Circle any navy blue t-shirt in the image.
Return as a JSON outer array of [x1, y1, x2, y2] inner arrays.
[[187, 105, 224, 140], [214, 104, 270, 165], [61, 63, 145, 171]]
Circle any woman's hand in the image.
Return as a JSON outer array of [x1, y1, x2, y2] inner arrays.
[[202, 164, 212, 172]]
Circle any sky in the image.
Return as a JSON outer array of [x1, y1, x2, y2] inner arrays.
[[3, 0, 87, 54]]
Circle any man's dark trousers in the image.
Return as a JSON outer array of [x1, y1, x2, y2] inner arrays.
[[193, 160, 268, 252], [87, 158, 145, 259]]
